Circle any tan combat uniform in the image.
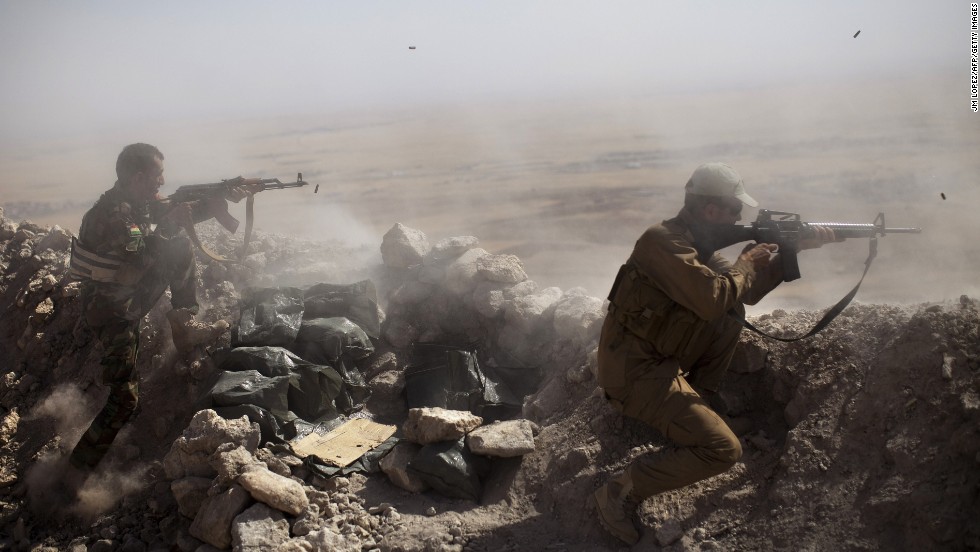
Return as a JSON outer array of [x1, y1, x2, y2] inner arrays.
[[598, 208, 783, 499]]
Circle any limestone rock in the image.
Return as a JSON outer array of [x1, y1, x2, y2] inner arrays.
[[231, 503, 290, 551], [163, 410, 260, 479], [472, 281, 508, 318], [503, 280, 538, 299], [402, 407, 483, 445], [255, 448, 293, 478], [476, 253, 527, 284], [466, 419, 536, 457], [170, 476, 213, 519], [444, 248, 489, 295], [304, 527, 361, 552], [430, 236, 479, 260], [504, 286, 562, 331], [237, 467, 309, 516], [381, 223, 430, 268], [0, 221, 15, 241], [552, 293, 604, 344], [37, 225, 72, 252], [189, 484, 252, 549], [210, 445, 261, 482], [380, 442, 429, 492]]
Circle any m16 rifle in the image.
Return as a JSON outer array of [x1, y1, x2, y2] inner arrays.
[[164, 173, 316, 262], [722, 209, 921, 281], [716, 209, 921, 341]]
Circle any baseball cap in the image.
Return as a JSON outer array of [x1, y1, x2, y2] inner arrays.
[[684, 162, 759, 207]]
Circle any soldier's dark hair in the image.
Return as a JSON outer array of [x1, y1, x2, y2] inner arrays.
[[116, 143, 164, 182]]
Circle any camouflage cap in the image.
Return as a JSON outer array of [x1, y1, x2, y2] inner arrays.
[[684, 162, 759, 207]]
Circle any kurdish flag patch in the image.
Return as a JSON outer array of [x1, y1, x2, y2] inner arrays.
[[128, 225, 142, 237]]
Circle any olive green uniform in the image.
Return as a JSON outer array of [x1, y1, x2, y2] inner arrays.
[[598, 208, 783, 499], [69, 183, 206, 470]]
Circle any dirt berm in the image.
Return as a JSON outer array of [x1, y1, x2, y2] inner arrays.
[[0, 209, 977, 551]]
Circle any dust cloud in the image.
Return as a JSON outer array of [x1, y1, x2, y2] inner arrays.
[[2, 71, 976, 312], [25, 384, 94, 443]]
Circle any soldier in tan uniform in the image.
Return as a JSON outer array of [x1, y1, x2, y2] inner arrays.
[[593, 163, 838, 544], [67, 143, 254, 474]]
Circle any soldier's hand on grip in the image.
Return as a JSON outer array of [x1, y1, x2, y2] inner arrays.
[[739, 243, 778, 271]]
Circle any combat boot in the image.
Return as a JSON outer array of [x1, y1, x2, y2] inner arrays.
[[594, 470, 641, 545], [167, 308, 229, 353]]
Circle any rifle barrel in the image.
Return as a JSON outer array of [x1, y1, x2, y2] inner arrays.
[[806, 222, 922, 237]]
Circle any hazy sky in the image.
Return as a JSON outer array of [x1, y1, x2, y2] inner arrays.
[[0, 1, 964, 146]]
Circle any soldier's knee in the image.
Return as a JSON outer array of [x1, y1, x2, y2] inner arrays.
[[711, 433, 742, 465], [696, 430, 742, 470], [110, 383, 139, 418]]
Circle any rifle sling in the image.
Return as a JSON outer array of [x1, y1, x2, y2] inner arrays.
[[729, 236, 878, 342], [182, 193, 257, 264], [241, 193, 255, 263]]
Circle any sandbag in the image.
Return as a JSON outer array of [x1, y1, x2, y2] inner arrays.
[[408, 438, 490, 501], [303, 280, 381, 338], [217, 346, 304, 377], [289, 363, 344, 422], [216, 346, 343, 423], [210, 370, 291, 419], [404, 343, 525, 421], [303, 436, 399, 478], [234, 287, 305, 347], [333, 359, 371, 415], [290, 317, 374, 365]]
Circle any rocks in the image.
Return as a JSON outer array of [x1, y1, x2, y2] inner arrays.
[[211, 444, 262, 482], [476, 253, 527, 284], [380, 441, 429, 492], [552, 293, 604, 344], [466, 420, 536, 457], [504, 286, 562, 331], [189, 484, 252, 549], [444, 248, 490, 295], [402, 407, 483, 445], [37, 225, 72, 252], [170, 477, 212, 518], [163, 410, 261, 479], [431, 236, 479, 259], [381, 223, 431, 268], [237, 467, 310, 516], [231, 503, 290, 551]]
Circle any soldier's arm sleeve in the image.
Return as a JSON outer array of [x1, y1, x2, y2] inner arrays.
[[103, 204, 146, 258], [706, 252, 783, 306], [633, 229, 758, 321]]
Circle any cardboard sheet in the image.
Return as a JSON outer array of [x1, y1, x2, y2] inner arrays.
[[291, 418, 397, 468]]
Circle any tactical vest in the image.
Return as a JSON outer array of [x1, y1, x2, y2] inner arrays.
[[68, 238, 146, 285], [607, 261, 709, 360]]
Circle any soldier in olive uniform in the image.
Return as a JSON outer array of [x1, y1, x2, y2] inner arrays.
[[593, 163, 838, 544], [67, 143, 246, 472]]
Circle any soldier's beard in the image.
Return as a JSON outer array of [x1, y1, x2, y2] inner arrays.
[[689, 219, 740, 258]]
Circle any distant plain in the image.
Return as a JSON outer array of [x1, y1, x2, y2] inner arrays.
[[2, 72, 976, 313]]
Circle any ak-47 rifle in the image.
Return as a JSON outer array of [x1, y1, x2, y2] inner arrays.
[[165, 173, 317, 262], [715, 209, 921, 341]]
